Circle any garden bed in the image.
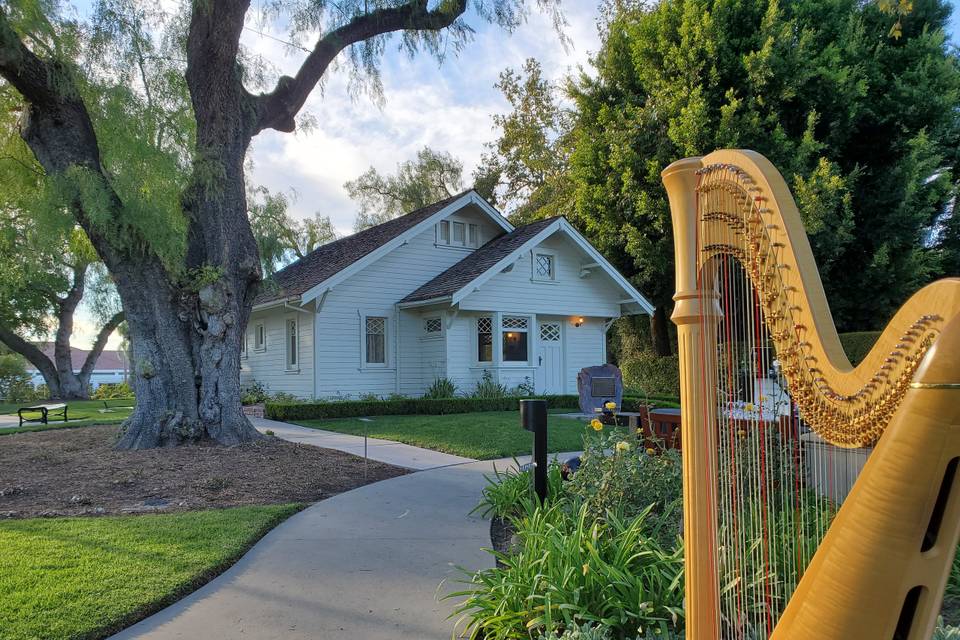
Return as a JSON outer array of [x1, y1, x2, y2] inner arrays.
[[0, 424, 407, 518]]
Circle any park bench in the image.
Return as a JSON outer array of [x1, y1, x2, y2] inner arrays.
[[17, 403, 68, 427]]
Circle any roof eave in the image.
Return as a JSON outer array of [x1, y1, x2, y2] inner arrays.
[[398, 296, 454, 309]]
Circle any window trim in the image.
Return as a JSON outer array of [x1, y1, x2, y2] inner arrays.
[[362, 313, 389, 368], [451, 221, 466, 246], [284, 317, 299, 371], [468, 223, 480, 248], [254, 322, 266, 352], [501, 314, 531, 365], [437, 220, 450, 245], [476, 315, 494, 364], [532, 250, 558, 282]]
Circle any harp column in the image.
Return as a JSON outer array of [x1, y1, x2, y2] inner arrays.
[[663, 157, 722, 640]]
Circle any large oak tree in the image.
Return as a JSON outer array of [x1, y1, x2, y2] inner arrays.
[[0, 0, 560, 448]]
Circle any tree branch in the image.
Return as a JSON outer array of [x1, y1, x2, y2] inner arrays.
[[0, 324, 57, 387], [79, 311, 124, 382], [253, 0, 467, 134]]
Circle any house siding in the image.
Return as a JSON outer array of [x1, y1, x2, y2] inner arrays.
[[457, 235, 624, 317], [241, 304, 315, 399], [312, 213, 503, 399]]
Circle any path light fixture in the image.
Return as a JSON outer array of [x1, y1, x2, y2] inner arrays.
[[519, 399, 548, 503]]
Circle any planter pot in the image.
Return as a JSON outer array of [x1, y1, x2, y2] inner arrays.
[[489, 516, 518, 568]]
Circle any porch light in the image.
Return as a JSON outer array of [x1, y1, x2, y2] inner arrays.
[[574, 317, 584, 327]]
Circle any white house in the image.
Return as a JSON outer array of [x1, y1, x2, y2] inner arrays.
[[241, 190, 653, 400], [26, 344, 129, 389]]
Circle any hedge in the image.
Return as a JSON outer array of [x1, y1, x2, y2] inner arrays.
[[265, 394, 680, 422]]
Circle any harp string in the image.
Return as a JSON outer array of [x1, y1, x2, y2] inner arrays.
[[695, 166, 843, 637]]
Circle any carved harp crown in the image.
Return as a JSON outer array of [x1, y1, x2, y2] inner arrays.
[[662, 150, 960, 640]]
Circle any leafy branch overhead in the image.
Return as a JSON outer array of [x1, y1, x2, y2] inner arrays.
[[0, 0, 565, 448]]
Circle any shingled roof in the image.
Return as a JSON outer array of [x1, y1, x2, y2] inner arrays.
[[400, 216, 561, 304], [255, 189, 476, 305]]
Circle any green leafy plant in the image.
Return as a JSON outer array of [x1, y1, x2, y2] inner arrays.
[[423, 377, 458, 399], [935, 620, 960, 640], [566, 429, 683, 544], [241, 381, 269, 405], [620, 352, 680, 397], [265, 395, 675, 421], [473, 462, 564, 520], [91, 382, 133, 400], [473, 370, 508, 399], [450, 502, 685, 640]]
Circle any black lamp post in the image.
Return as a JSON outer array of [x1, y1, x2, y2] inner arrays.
[[520, 399, 548, 503]]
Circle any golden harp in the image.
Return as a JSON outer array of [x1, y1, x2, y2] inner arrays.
[[661, 150, 960, 640]]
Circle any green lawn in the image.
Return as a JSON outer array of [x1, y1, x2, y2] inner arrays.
[[0, 504, 302, 640], [294, 411, 608, 459], [0, 398, 134, 435]]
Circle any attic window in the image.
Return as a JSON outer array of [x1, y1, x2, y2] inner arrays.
[[437, 221, 480, 248], [533, 252, 556, 281], [452, 222, 466, 245]]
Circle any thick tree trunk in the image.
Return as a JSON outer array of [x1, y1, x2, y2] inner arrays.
[[650, 305, 673, 357], [112, 259, 260, 449]]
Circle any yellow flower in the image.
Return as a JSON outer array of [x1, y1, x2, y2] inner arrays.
[[737, 429, 747, 438], [582, 563, 590, 575], [604, 401, 617, 410], [645, 447, 656, 456], [744, 402, 755, 412], [615, 440, 630, 453], [590, 418, 603, 431]]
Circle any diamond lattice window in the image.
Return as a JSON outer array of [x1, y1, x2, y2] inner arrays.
[[502, 316, 529, 330], [535, 254, 554, 279], [425, 317, 442, 334], [540, 323, 561, 342]]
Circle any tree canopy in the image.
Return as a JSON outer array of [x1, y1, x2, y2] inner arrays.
[[558, 0, 960, 349], [346, 146, 466, 230], [0, 0, 564, 447]]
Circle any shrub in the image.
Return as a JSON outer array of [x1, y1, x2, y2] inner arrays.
[[265, 394, 676, 422], [620, 352, 680, 397], [838, 331, 881, 366], [935, 620, 960, 640], [91, 382, 133, 400], [473, 370, 508, 399], [270, 391, 299, 403], [566, 429, 683, 544], [450, 502, 685, 640], [358, 392, 381, 402], [537, 624, 674, 640], [473, 462, 564, 520], [241, 380, 269, 405], [424, 377, 457, 399]]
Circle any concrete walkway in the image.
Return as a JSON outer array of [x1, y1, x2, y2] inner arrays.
[[111, 456, 520, 640], [109, 416, 581, 640], [250, 417, 475, 470]]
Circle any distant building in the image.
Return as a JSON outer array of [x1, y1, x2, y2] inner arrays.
[[25, 343, 129, 389]]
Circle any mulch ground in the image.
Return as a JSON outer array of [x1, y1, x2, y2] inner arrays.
[[0, 425, 408, 519]]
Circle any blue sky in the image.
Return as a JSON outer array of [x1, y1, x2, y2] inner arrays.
[[64, 1, 959, 346]]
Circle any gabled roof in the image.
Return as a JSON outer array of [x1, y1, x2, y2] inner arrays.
[[254, 189, 511, 307], [400, 217, 560, 303], [399, 216, 655, 315]]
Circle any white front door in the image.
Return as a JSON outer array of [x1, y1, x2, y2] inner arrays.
[[536, 321, 563, 394]]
